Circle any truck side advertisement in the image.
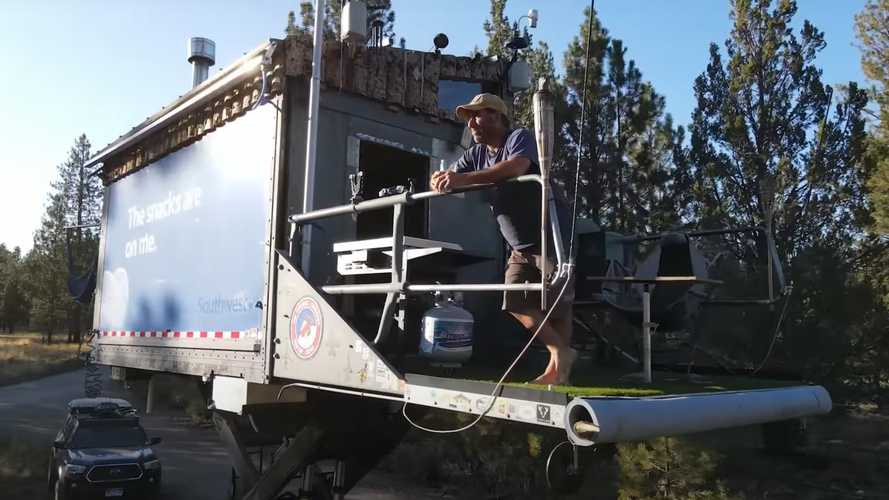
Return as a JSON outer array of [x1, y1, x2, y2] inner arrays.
[[96, 105, 277, 350]]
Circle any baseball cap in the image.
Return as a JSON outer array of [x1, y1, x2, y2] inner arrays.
[[455, 93, 509, 122]]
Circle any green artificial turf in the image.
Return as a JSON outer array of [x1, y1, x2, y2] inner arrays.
[[514, 371, 797, 398], [410, 354, 803, 399]]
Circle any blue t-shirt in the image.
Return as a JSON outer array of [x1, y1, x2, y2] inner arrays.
[[455, 128, 556, 251]]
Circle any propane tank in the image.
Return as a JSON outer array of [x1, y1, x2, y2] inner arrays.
[[420, 292, 473, 364]]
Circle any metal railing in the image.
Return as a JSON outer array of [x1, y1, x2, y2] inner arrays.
[[288, 174, 567, 344]]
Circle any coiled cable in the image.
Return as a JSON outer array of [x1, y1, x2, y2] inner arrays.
[[78, 329, 103, 398]]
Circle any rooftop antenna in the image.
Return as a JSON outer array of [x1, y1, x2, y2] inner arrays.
[[187, 37, 216, 88], [301, 0, 326, 276]]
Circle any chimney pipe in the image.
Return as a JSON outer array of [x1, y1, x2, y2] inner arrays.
[[187, 37, 216, 87]]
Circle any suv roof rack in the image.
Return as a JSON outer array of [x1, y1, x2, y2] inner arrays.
[[67, 397, 137, 417]]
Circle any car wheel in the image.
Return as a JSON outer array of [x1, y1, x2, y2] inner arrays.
[[52, 477, 64, 500], [148, 483, 162, 500]]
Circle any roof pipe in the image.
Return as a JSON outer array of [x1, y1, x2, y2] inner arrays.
[[533, 77, 555, 308], [301, 0, 325, 276], [188, 37, 216, 88]]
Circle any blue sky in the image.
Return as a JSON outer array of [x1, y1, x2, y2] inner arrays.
[[0, 0, 867, 252]]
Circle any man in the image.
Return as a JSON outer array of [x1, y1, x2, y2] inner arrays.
[[430, 93, 576, 385]]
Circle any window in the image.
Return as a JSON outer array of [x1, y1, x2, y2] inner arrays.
[[438, 81, 483, 117], [357, 141, 429, 239], [69, 422, 147, 449]]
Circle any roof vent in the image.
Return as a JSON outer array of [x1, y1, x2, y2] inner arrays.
[[341, 0, 368, 45], [187, 37, 216, 88]]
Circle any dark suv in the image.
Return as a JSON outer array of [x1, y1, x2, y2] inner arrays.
[[48, 398, 162, 500]]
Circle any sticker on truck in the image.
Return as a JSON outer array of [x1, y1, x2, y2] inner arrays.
[[290, 297, 323, 359]]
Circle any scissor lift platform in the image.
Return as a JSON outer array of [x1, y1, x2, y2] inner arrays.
[[403, 366, 829, 446]]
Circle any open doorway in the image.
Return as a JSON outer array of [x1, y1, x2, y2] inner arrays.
[[357, 141, 429, 239]]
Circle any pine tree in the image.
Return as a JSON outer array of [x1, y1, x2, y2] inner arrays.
[[483, 0, 513, 60], [0, 245, 29, 333], [687, 0, 878, 378], [562, 6, 679, 232], [26, 135, 101, 343], [297, 0, 395, 45], [367, 0, 396, 45], [855, 0, 889, 234], [298, 0, 341, 38], [479, 1, 681, 233], [848, 0, 889, 402], [26, 193, 69, 343], [689, 0, 869, 263], [616, 437, 738, 500]]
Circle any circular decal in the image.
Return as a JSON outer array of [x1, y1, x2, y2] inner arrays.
[[290, 297, 324, 360]]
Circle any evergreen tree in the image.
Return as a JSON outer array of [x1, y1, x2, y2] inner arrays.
[[855, 0, 889, 234], [483, 0, 513, 60], [687, 0, 879, 379], [562, 6, 680, 232], [689, 0, 869, 263], [617, 437, 737, 500], [297, 0, 395, 45], [26, 135, 101, 343], [481, 1, 680, 233], [367, 0, 396, 45], [0, 245, 29, 333], [56, 134, 101, 342], [298, 0, 341, 38], [26, 193, 69, 343]]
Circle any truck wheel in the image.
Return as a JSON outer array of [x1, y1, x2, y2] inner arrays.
[[46, 458, 53, 492], [762, 418, 807, 454], [546, 441, 583, 494]]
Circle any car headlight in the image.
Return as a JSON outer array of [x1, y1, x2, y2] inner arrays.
[[143, 459, 161, 471], [65, 464, 88, 475]]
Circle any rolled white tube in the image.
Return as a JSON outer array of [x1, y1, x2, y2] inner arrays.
[[565, 385, 832, 446]]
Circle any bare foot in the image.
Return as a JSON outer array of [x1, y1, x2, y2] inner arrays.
[[531, 371, 559, 385], [530, 351, 557, 384]]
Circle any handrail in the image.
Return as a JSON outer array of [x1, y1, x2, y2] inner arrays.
[[321, 282, 546, 295], [288, 173, 565, 286], [289, 173, 567, 345], [288, 174, 542, 224]]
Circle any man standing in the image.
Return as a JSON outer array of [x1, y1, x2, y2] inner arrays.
[[430, 93, 576, 385]]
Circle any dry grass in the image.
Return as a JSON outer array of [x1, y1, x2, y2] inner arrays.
[[0, 333, 82, 387], [0, 438, 48, 499], [0, 438, 46, 479]]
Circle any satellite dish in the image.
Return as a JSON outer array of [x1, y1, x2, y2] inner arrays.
[[433, 33, 449, 51]]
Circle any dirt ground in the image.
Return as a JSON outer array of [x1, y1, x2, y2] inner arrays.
[[3, 365, 886, 499], [708, 407, 889, 499], [374, 405, 889, 499]]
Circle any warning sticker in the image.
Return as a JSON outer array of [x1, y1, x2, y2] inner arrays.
[[536, 404, 551, 424]]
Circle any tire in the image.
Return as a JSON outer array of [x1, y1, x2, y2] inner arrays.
[[762, 418, 807, 454], [53, 477, 66, 500], [46, 459, 53, 492]]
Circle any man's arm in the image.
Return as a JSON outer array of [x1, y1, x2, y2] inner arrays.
[[431, 156, 530, 192]]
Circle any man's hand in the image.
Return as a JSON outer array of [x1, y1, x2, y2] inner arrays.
[[430, 170, 464, 193]]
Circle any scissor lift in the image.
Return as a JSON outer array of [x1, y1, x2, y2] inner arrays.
[[225, 176, 830, 499]]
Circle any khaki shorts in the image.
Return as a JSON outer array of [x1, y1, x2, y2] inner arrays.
[[503, 247, 575, 319]]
